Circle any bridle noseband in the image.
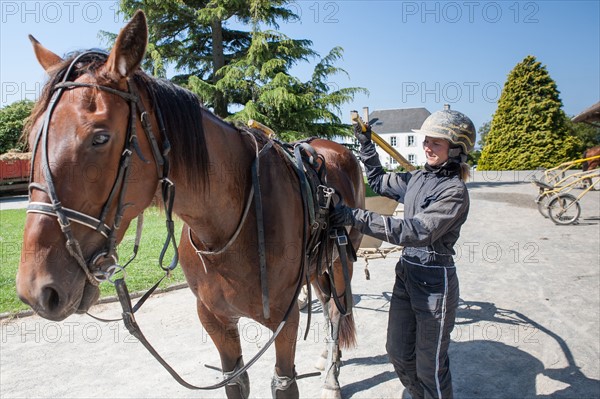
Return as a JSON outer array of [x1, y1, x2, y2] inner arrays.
[[27, 51, 175, 286]]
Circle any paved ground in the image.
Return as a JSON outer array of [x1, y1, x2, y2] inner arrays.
[[1, 171, 599, 398], [0, 195, 28, 211]]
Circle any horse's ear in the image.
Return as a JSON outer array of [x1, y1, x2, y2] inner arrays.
[[29, 35, 63, 72], [105, 10, 148, 79]]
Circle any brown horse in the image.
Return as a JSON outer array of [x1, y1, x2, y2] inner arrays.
[[16, 11, 364, 399], [582, 145, 600, 171]]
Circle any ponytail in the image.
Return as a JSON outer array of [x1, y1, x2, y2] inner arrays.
[[459, 163, 471, 181]]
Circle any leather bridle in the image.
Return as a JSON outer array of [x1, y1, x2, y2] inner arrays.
[[26, 51, 177, 286]]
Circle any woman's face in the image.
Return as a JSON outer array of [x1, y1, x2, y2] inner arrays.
[[423, 136, 450, 166]]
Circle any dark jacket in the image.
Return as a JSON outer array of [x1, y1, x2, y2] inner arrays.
[[351, 141, 469, 267]]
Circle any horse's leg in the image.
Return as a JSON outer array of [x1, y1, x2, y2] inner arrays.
[[271, 305, 300, 399], [196, 300, 250, 399], [320, 298, 344, 399], [315, 294, 331, 371], [316, 253, 357, 399]]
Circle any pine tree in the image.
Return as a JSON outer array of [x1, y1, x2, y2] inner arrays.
[[190, 32, 366, 141], [114, 1, 364, 140], [116, 0, 300, 117], [478, 55, 581, 170]]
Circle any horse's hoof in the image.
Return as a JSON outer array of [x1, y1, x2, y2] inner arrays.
[[225, 381, 249, 399], [315, 349, 328, 370], [272, 380, 299, 399], [320, 387, 342, 399], [315, 355, 327, 371], [224, 371, 250, 399], [321, 361, 341, 399], [271, 370, 298, 399], [297, 285, 309, 310], [224, 358, 250, 399]]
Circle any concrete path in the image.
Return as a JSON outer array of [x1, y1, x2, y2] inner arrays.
[[1, 171, 599, 398], [0, 195, 28, 211]]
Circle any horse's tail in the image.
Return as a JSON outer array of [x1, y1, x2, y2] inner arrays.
[[582, 150, 589, 171], [338, 311, 357, 349], [339, 228, 362, 350]]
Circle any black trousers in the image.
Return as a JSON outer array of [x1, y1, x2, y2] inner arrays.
[[386, 258, 459, 399]]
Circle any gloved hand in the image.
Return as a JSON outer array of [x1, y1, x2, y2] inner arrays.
[[329, 202, 355, 228], [353, 122, 372, 145]]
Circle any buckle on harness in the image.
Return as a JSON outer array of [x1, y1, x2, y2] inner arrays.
[[317, 185, 335, 209], [93, 264, 126, 284], [329, 228, 348, 246]]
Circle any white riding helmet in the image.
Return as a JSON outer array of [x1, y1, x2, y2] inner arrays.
[[413, 104, 476, 158]]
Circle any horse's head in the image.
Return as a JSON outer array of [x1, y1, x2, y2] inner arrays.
[[17, 11, 161, 320]]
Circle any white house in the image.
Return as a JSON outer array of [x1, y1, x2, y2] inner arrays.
[[357, 107, 431, 169]]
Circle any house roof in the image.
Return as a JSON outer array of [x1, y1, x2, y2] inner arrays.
[[572, 101, 600, 124], [368, 108, 431, 134]]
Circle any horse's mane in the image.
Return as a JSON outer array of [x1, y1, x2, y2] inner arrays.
[[132, 72, 209, 190], [26, 50, 210, 191]]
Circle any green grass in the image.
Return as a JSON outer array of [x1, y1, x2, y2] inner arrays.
[[365, 183, 378, 198], [364, 179, 378, 197], [0, 207, 187, 315]]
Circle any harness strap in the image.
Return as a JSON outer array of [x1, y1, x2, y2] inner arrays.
[[53, 81, 138, 102], [190, 132, 272, 320], [251, 139, 274, 319], [328, 229, 354, 316], [280, 141, 355, 318], [280, 144, 314, 323], [293, 144, 318, 227], [158, 179, 178, 272], [113, 248, 305, 391], [27, 202, 112, 238]]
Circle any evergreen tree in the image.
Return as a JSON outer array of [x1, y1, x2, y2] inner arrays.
[[564, 115, 600, 153], [478, 55, 581, 170], [0, 100, 34, 153], [116, 0, 299, 117], [113, 1, 364, 141], [191, 32, 366, 141], [477, 120, 491, 148]]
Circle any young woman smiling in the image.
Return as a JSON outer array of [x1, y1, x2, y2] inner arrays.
[[330, 105, 475, 399]]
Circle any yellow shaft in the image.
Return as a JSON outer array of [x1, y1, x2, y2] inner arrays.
[[350, 111, 416, 171]]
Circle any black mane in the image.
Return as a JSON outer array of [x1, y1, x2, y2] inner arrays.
[[132, 73, 210, 190]]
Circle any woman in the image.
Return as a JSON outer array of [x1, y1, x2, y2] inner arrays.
[[330, 105, 475, 399]]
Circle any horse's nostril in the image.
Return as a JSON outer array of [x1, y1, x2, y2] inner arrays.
[[41, 286, 61, 312]]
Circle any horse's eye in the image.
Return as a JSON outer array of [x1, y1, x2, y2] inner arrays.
[[92, 134, 110, 146]]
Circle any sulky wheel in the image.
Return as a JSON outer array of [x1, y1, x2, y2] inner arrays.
[[548, 193, 581, 225], [536, 191, 552, 218]]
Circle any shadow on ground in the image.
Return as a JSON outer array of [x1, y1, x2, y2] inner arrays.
[[337, 298, 600, 398]]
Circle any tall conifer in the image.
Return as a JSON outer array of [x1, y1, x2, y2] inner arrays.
[[479, 55, 580, 170]]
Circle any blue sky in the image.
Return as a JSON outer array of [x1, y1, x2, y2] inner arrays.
[[1, 0, 599, 136]]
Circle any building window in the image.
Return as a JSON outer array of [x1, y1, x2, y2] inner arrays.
[[408, 154, 416, 164], [407, 135, 415, 147], [390, 136, 397, 146], [390, 157, 397, 165]]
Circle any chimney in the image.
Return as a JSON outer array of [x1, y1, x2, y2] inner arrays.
[[444, 104, 451, 110], [362, 107, 370, 123]]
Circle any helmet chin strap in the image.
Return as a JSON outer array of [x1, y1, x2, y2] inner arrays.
[[448, 145, 467, 163]]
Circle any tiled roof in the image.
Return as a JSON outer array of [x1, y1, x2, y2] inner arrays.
[[368, 108, 431, 134], [572, 101, 600, 124]]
